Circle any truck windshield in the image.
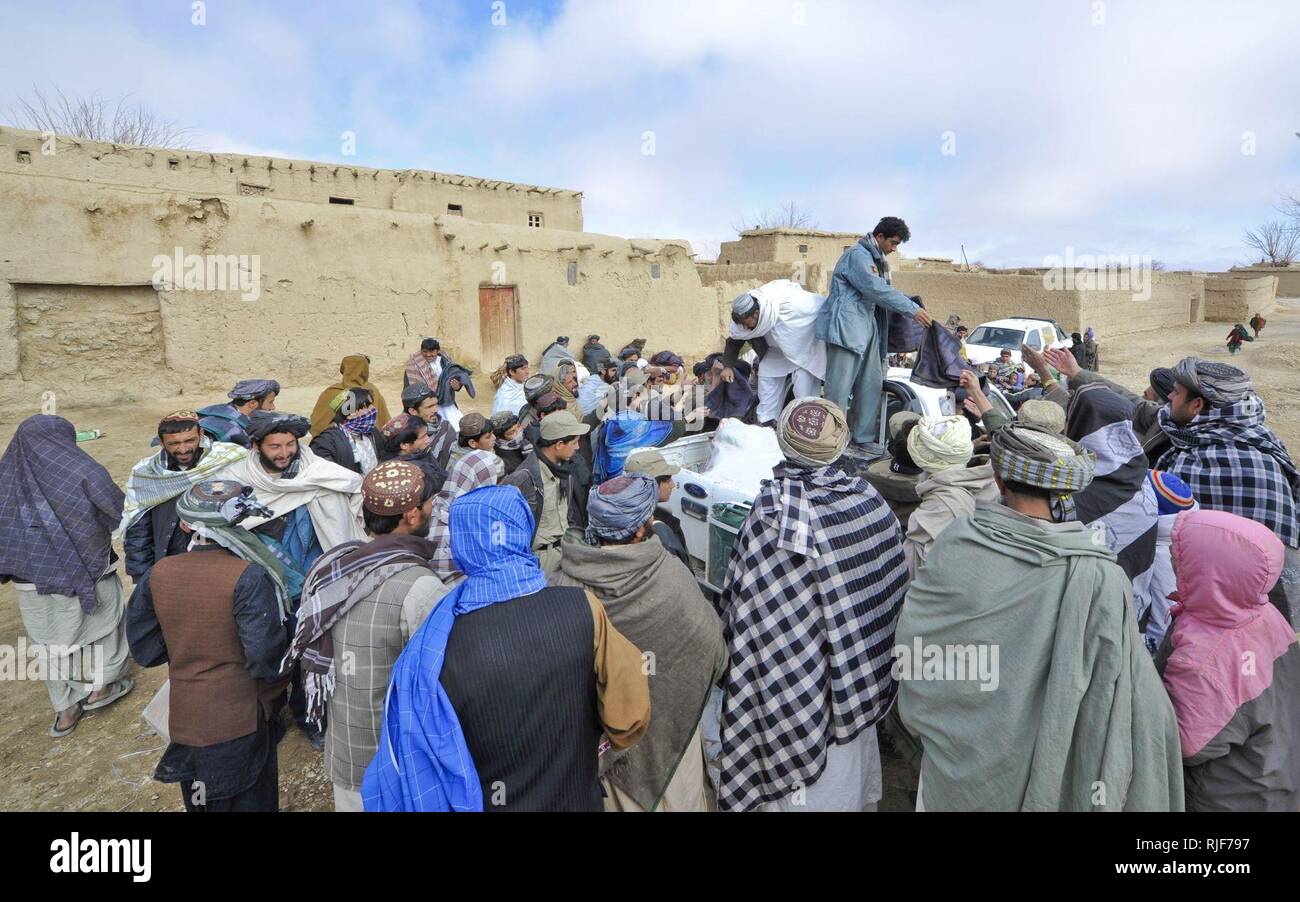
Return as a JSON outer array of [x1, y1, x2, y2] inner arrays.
[[966, 326, 1023, 349]]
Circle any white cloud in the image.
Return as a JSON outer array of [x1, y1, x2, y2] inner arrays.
[[1, 0, 1296, 270]]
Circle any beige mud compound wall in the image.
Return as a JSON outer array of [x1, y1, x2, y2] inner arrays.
[[1203, 275, 1278, 323], [431, 218, 713, 368], [0, 127, 720, 421], [696, 263, 1207, 340], [887, 269, 1207, 336], [0, 127, 583, 229], [717, 229, 864, 293], [696, 261, 827, 293], [1229, 266, 1300, 299]]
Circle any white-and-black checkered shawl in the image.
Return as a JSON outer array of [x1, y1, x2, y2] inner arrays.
[[1156, 394, 1300, 548], [716, 462, 909, 812]]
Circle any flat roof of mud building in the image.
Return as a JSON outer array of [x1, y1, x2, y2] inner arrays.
[[0, 126, 583, 198], [735, 228, 863, 239]]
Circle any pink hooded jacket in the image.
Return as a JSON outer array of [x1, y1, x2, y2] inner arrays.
[[1163, 509, 1294, 759]]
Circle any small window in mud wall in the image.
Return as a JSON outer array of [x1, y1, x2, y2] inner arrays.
[[567, 261, 578, 286], [528, 211, 543, 228], [16, 150, 32, 164], [650, 262, 661, 279], [328, 196, 354, 205], [447, 203, 463, 216], [798, 244, 808, 255]]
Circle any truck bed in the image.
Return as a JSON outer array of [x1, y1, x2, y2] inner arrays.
[[646, 430, 887, 593]]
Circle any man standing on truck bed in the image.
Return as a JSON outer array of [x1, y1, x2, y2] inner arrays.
[[719, 279, 828, 427], [817, 217, 934, 450]]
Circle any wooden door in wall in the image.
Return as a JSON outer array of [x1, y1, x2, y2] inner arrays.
[[478, 285, 518, 371]]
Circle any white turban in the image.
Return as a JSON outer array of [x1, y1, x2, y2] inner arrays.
[[906, 415, 974, 473]]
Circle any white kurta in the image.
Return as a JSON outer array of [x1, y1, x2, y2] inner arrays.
[[439, 404, 463, 431], [731, 279, 828, 422], [754, 726, 882, 812], [492, 377, 527, 416]]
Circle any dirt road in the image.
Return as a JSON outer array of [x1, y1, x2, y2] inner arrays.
[[1, 301, 1295, 811]]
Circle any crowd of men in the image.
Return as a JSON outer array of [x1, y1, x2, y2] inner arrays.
[[2, 216, 1298, 813]]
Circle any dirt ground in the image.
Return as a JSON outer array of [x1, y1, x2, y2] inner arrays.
[[2, 299, 1296, 812]]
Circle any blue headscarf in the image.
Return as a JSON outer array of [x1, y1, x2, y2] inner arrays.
[[594, 412, 674, 482], [361, 484, 547, 811]]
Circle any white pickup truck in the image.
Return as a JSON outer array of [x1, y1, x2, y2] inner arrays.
[[640, 369, 1015, 593]]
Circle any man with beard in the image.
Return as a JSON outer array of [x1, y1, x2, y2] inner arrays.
[[198, 378, 279, 448], [123, 411, 249, 584], [219, 411, 367, 748], [540, 335, 576, 376], [503, 411, 592, 578], [285, 460, 450, 811], [553, 359, 584, 420], [400, 383, 456, 469], [1155, 358, 1300, 622], [577, 358, 620, 420]]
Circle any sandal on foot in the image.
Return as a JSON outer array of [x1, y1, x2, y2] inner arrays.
[[50, 702, 84, 738], [83, 677, 135, 711]]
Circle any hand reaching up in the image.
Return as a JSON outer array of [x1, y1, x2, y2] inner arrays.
[[1044, 347, 1080, 378], [959, 369, 993, 415]]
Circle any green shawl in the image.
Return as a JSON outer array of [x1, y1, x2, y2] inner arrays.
[[897, 503, 1184, 811]]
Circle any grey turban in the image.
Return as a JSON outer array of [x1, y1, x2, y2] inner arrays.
[[176, 480, 290, 617], [1173, 357, 1252, 407], [228, 379, 280, 401], [1148, 367, 1177, 405], [585, 473, 659, 544], [401, 382, 436, 407], [523, 374, 556, 403], [731, 292, 759, 322]]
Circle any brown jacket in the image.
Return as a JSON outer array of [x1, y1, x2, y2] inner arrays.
[[142, 548, 288, 747]]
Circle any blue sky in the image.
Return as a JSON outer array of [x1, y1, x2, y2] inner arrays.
[[2, 0, 1297, 269]]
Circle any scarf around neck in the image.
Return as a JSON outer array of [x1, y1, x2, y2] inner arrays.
[[362, 487, 547, 811]]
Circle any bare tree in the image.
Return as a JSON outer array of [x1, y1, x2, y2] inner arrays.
[[732, 201, 818, 232], [6, 87, 192, 148], [1242, 219, 1300, 266], [1279, 194, 1300, 224]]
